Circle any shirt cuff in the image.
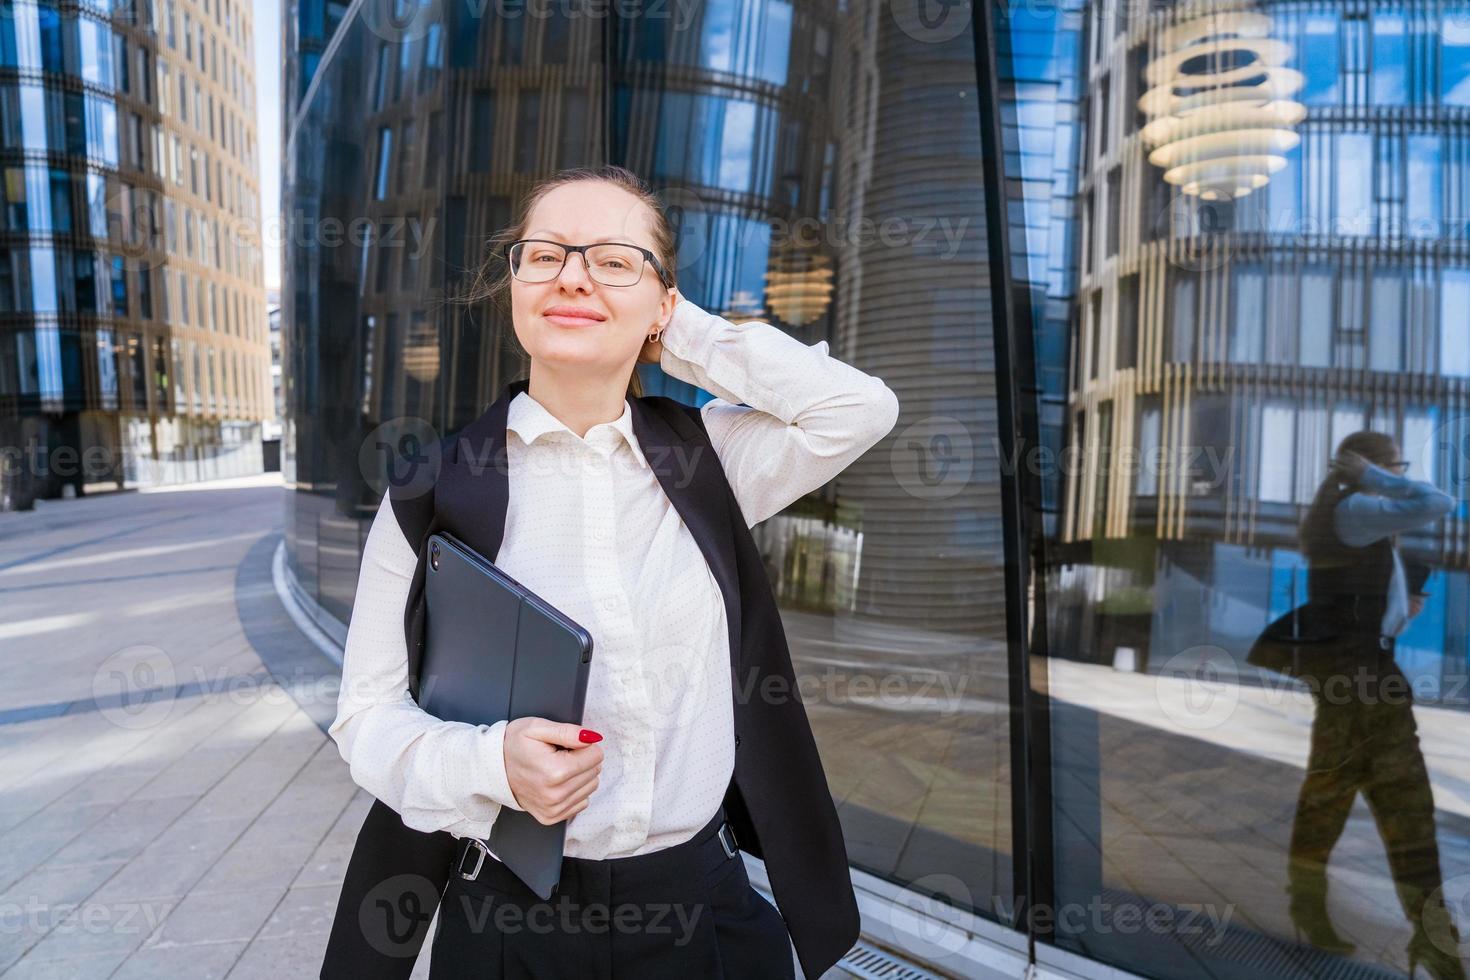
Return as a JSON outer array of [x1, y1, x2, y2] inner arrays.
[[657, 296, 788, 413], [458, 718, 525, 820], [1357, 461, 1400, 492]]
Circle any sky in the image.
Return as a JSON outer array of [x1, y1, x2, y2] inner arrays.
[[253, 0, 282, 292]]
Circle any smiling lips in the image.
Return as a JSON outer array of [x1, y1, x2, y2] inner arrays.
[[543, 306, 607, 327]]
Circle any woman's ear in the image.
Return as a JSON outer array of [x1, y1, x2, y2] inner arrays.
[[655, 285, 680, 331]]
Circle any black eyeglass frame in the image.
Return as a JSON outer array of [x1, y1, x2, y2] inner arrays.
[[505, 238, 673, 288]]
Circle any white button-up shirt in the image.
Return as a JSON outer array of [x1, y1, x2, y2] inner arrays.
[[329, 297, 900, 859]]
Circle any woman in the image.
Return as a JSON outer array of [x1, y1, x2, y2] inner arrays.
[[1289, 430, 1462, 980], [325, 166, 900, 979]]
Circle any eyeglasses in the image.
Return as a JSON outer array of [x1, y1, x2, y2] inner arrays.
[[507, 239, 671, 288]]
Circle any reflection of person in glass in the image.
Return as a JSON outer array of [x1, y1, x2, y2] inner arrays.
[[1290, 430, 1462, 979]]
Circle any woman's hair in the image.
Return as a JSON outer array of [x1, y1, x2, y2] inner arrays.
[[462, 165, 679, 398], [1299, 429, 1400, 558]]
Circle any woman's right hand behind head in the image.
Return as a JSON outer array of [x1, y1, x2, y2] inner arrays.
[[1330, 449, 1370, 485]]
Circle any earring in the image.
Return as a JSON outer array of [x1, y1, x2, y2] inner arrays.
[[647, 327, 664, 343]]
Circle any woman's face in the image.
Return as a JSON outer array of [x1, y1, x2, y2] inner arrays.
[[510, 182, 673, 380]]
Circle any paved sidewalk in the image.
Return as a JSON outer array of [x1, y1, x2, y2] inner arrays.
[[0, 477, 419, 979]]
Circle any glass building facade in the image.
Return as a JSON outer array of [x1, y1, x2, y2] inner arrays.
[[0, 0, 272, 510], [284, 0, 1470, 976]]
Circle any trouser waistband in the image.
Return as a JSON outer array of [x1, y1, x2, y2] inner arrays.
[[454, 806, 739, 890]]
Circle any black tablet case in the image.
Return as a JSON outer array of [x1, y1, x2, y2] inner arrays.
[[419, 531, 595, 899]]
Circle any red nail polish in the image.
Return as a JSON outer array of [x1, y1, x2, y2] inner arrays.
[[579, 729, 603, 743]]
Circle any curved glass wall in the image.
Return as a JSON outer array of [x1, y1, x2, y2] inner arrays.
[[283, 0, 1019, 954]]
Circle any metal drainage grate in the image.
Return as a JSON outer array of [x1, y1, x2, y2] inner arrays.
[[836, 939, 950, 980]]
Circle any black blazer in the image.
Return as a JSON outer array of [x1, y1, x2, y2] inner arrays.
[[321, 377, 861, 980]]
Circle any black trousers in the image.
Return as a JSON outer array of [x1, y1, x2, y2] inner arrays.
[[428, 807, 796, 979], [1288, 635, 1446, 929]]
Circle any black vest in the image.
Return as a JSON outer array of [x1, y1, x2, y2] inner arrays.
[[1305, 483, 1397, 636], [321, 377, 861, 980]]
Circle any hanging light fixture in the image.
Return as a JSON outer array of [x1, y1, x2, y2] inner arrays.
[[1137, 8, 1305, 201], [764, 243, 834, 327], [718, 289, 770, 324]]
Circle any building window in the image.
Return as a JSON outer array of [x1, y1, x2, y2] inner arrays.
[[469, 93, 494, 173], [1259, 401, 1296, 502], [374, 127, 392, 200], [1168, 272, 1195, 362], [1301, 13, 1341, 104], [1443, 11, 1470, 105], [1230, 263, 1264, 362], [1300, 263, 1333, 367], [397, 120, 415, 193], [1105, 165, 1121, 258], [1406, 134, 1441, 238], [515, 91, 540, 173], [1116, 274, 1138, 370], [110, 254, 127, 317], [171, 337, 185, 409], [1136, 405, 1160, 496], [1372, 11, 1408, 104], [1332, 131, 1372, 236], [559, 89, 588, 170], [425, 111, 443, 186], [1369, 266, 1403, 371], [1440, 267, 1470, 376]]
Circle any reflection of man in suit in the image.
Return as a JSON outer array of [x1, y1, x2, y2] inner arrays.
[[1273, 431, 1463, 978]]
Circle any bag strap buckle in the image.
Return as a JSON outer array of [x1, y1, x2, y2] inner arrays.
[[459, 838, 490, 880], [718, 822, 739, 859]]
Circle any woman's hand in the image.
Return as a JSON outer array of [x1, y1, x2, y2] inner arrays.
[[1330, 449, 1370, 485], [638, 287, 681, 365], [502, 717, 605, 826]]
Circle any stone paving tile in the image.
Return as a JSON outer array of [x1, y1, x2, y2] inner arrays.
[[88, 817, 257, 905], [254, 883, 340, 941], [0, 860, 127, 974], [1, 948, 132, 979], [221, 927, 331, 980], [110, 939, 249, 980], [140, 887, 286, 948]]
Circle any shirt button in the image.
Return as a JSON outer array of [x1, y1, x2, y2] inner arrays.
[[593, 527, 608, 541], [602, 597, 617, 612]]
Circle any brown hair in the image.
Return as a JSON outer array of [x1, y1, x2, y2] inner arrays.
[[462, 166, 679, 399], [1299, 429, 1401, 558]]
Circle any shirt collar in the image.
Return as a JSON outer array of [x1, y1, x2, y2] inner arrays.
[[507, 390, 650, 469]]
